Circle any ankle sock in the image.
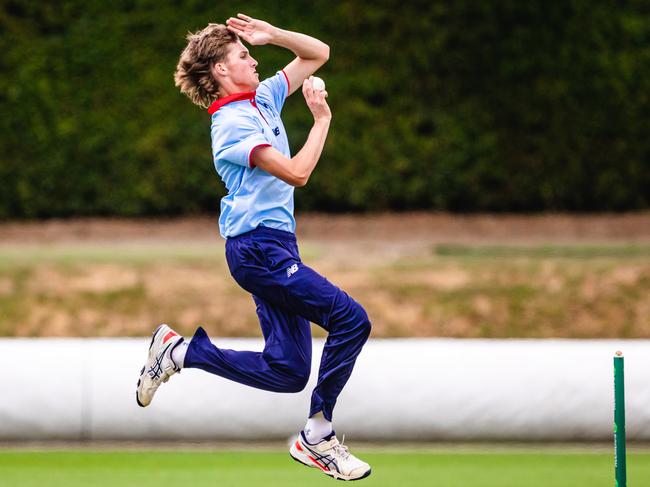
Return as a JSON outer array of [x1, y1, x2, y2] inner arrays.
[[304, 412, 333, 444], [171, 340, 189, 369]]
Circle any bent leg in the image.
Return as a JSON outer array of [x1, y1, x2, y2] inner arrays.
[[225, 228, 371, 420], [252, 264, 370, 420], [184, 296, 312, 393], [230, 244, 371, 420]]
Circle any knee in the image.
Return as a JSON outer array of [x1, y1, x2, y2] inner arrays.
[[271, 356, 310, 393], [282, 366, 310, 393], [330, 297, 372, 339], [350, 302, 372, 338]]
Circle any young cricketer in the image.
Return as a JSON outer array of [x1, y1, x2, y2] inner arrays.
[[136, 14, 372, 481]]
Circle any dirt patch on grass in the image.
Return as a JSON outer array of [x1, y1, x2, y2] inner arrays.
[[1, 213, 649, 338]]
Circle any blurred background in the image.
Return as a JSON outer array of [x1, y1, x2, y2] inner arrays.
[[1, 0, 649, 218], [0, 0, 648, 338], [1, 1, 650, 486]]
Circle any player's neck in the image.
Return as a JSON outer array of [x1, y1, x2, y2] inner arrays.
[[218, 81, 255, 99]]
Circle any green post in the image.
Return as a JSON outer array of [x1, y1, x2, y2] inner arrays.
[[614, 351, 626, 487]]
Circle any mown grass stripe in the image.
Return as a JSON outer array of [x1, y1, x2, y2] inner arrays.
[[0, 450, 649, 487], [434, 244, 650, 258]]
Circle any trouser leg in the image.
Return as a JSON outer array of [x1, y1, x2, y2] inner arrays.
[[308, 290, 371, 420], [184, 295, 312, 393], [225, 230, 371, 421]]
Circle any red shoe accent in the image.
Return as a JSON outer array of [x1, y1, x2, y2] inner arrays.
[[163, 331, 178, 344], [308, 455, 328, 471], [296, 439, 327, 471]]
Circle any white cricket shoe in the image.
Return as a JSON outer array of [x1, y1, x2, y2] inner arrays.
[[289, 431, 371, 481], [136, 324, 184, 407]]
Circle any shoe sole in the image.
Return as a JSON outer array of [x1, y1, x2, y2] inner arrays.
[[289, 442, 371, 481], [135, 324, 167, 407]]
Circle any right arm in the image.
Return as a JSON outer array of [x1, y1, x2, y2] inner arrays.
[[226, 13, 329, 96], [251, 78, 331, 187]]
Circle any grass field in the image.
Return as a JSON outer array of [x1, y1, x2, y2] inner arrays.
[[1, 449, 649, 487]]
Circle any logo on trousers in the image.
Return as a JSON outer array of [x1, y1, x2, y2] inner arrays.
[[286, 263, 299, 277]]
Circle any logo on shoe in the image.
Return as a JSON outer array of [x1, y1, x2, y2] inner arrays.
[[148, 354, 165, 380], [286, 263, 299, 278], [163, 331, 178, 344]]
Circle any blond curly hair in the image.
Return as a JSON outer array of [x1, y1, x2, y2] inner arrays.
[[174, 24, 238, 108]]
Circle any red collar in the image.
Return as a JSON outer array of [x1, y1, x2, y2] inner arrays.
[[207, 91, 256, 115]]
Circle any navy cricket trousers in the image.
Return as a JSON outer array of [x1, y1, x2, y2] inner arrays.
[[184, 226, 371, 421]]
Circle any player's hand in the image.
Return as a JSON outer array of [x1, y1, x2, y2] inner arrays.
[[303, 76, 331, 123], [226, 13, 277, 46]]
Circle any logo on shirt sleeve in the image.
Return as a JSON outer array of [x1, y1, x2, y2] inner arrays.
[[273, 127, 280, 136]]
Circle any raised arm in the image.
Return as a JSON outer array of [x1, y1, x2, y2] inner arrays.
[[226, 13, 329, 95], [251, 78, 331, 187]]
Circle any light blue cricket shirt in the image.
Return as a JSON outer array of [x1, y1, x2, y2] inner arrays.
[[208, 71, 294, 238]]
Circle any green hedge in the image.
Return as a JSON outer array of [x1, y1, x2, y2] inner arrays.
[[1, 0, 648, 217]]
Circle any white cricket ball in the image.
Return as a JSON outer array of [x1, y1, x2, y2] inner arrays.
[[312, 76, 326, 91]]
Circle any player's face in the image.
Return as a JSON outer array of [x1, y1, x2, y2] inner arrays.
[[224, 41, 259, 90]]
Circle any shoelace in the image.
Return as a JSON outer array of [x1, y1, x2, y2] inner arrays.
[[331, 435, 351, 460]]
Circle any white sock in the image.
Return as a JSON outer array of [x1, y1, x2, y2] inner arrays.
[[171, 340, 189, 369], [304, 412, 333, 444]]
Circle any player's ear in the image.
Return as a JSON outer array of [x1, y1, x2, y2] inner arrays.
[[212, 62, 227, 78]]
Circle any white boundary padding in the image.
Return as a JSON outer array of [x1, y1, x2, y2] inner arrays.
[[1, 338, 649, 441]]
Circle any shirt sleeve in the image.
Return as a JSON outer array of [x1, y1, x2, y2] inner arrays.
[[255, 71, 290, 114], [212, 114, 271, 168]]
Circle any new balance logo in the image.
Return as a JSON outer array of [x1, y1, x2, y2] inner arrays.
[[286, 263, 299, 277]]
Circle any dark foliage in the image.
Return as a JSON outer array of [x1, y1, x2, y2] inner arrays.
[[1, 0, 648, 217]]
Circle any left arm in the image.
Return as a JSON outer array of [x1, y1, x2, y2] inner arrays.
[[226, 13, 329, 95]]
